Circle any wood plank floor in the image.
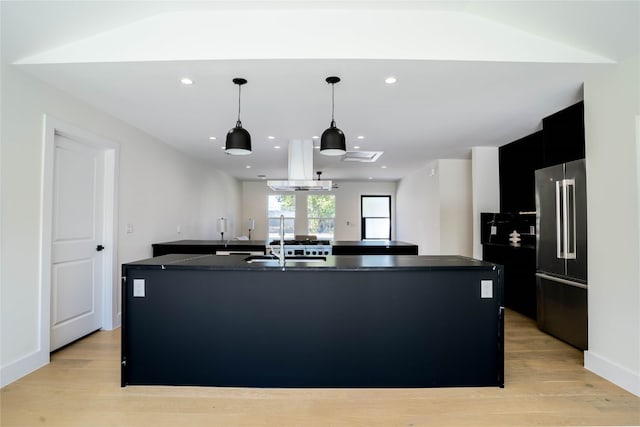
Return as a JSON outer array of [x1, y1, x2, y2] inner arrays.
[[2, 309, 639, 426]]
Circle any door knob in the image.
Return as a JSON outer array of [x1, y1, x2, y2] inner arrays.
[[96, 245, 105, 252]]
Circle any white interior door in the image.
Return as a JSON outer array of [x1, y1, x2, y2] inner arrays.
[[50, 134, 105, 351]]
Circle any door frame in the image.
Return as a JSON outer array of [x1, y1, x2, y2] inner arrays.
[[40, 115, 119, 358]]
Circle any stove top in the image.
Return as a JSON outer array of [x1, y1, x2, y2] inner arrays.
[[268, 239, 332, 256], [269, 239, 331, 246]]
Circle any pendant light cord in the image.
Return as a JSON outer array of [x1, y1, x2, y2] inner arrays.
[[331, 83, 336, 126], [237, 84, 242, 126]]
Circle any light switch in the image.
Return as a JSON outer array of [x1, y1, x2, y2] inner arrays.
[[481, 280, 493, 299], [133, 279, 145, 297]]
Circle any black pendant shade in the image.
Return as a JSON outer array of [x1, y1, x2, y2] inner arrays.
[[225, 78, 251, 155], [320, 76, 346, 156], [320, 121, 346, 155]]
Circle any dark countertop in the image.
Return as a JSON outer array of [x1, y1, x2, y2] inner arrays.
[[152, 240, 419, 256], [483, 242, 535, 250], [152, 239, 417, 248], [124, 253, 498, 272], [332, 240, 417, 247], [152, 239, 268, 247]]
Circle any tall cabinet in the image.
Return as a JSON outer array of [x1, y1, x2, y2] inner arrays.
[[484, 101, 585, 322]]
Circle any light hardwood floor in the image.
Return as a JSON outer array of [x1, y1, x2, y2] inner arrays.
[[2, 309, 639, 426]]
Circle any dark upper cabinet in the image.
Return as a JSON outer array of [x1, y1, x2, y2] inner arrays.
[[542, 101, 585, 167], [499, 101, 585, 214], [499, 131, 544, 214]]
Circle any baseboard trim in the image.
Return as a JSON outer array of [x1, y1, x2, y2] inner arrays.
[[585, 350, 640, 397], [1, 349, 49, 388]]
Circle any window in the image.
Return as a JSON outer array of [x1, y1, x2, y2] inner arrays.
[[361, 195, 391, 240], [307, 195, 335, 240], [268, 194, 295, 240]]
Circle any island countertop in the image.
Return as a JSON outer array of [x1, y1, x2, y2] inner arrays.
[[124, 253, 497, 272]]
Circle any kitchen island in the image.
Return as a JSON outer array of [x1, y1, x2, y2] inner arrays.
[[121, 254, 504, 388], [151, 239, 267, 256], [332, 240, 418, 255], [151, 239, 418, 256]]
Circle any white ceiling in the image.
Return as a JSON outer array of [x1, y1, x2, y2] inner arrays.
[[2, 1, 638, 182]]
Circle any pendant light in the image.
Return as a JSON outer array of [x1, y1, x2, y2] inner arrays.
[[225, 78, 251, 155], [320, 76, 346, 156]]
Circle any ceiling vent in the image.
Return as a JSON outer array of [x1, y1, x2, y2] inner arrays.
[[342, 151, 384, 163]]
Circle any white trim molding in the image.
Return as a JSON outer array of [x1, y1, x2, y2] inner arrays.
[[0, 349, 49, 388], [585, 350, 640, 397]]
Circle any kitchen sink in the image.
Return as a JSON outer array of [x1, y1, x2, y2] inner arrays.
[[244, 255, 278, 263]]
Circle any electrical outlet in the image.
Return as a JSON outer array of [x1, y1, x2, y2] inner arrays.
[[481, 280, 493, 299], [133, 279, 145, 297], [126, 223, 134, 234]]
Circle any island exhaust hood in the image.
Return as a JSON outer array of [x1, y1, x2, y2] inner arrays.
[[267, 140, 332, 191]]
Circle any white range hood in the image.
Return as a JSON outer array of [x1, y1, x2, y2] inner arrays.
[[267, 140, 332, 191]]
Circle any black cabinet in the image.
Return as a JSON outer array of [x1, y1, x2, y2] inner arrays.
[[483, 244, 536, 320], [122, 255, 504, 388], [481, 213, 536, 320], [499, 131, 543, 214], [542, 101, 585, 167], [152, 240, 266, 257], [498, 101, 584, 214], [331, 241, 418, 255]]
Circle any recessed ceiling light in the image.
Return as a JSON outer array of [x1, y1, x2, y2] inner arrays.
[[209, 136, 217, 140], [274, 145, 281, 149], [368, 177, 373, 180], [257, 174, 267, 179], [385, 76, 397, 84], [220, 146, 225, 149], [312, 135, 320, 139], [180, 77, 194, 85], [267, 136, 275, 140], [353, 146, 360, 149], [313, 145, 320, 149], [381, 165, 388, 169], [246, 165, 252, 169], [357, 135, 365, 140]]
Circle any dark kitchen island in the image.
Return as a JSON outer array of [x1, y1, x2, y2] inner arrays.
[[332, 240, 418, 255], [151, 239, 267, 256], [151, 239, 418, 256], [121, 254, 504, 388]]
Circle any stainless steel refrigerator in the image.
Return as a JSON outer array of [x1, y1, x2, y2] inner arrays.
[[535, 159, 588, 350]]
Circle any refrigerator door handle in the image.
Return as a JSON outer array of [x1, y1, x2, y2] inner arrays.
[[563, 179, 577, 259], [555, 180, 564, 259], [536, 272, 587, 289]]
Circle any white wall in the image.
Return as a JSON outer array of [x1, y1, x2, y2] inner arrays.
[[439, 159, 473, 256], [0, 64, 241, 386], [396, 159, 472, 256], [396, 163, 439, 254], [471, 147, 500, 259], [583, 54, 640, 396], [242, 180, 397, 241]]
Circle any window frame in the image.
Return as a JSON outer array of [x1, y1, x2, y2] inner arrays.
[[267, 194, 296, 240], [307, 194, 336, 240], [360, 195, 391, 240]]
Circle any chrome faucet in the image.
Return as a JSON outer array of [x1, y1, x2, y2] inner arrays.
[[278, 214, 285, 267]]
